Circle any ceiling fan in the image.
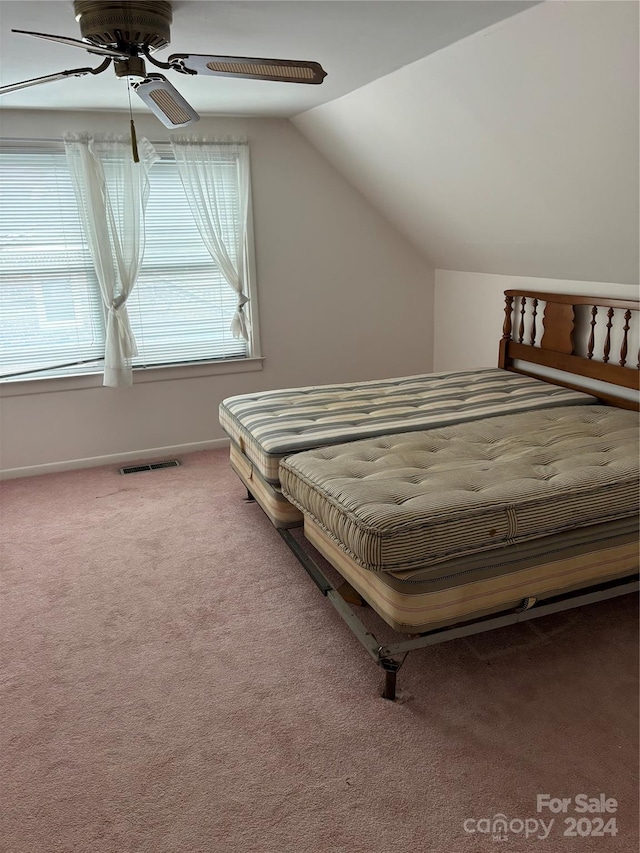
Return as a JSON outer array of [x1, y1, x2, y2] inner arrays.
[[0, 0, 328, 128]]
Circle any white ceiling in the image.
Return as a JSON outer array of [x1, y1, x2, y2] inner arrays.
[[0, 0, 538, 118], [293, 0, 640, 284]]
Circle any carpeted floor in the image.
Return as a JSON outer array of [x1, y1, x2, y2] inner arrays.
[[0, 448, 638, 853]]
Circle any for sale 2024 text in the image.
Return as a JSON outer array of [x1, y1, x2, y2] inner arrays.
[[537, 793, 618, 839]]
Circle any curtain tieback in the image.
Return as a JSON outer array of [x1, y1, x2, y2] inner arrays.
[[111, 294, 127, 310], [237, 293, 250, 309]]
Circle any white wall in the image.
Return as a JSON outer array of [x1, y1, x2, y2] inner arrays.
[[0, 109, 434, 476], [434, 269, 639, 371], [293, 1, 639, 285]]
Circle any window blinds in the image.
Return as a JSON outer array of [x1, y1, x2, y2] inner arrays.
[[0, 147, 248, 381], [128, 154, 247, 367], [0, 150, 104, 378]]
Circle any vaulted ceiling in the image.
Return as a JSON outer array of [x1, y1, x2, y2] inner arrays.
[[293, 1, 639, 285]]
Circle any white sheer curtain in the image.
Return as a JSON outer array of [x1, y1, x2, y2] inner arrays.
[[170, 137, 250, 340], [64, 133, 158, 386]]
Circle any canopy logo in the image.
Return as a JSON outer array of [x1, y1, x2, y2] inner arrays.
[[462, 815, 553, 842]]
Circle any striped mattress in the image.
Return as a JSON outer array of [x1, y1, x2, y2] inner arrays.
[[219, 368, 595, 485], [280, 406, 639, 631]]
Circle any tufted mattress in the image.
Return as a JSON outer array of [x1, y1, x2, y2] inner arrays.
[[219, 369, 595, 486], [279, 406, 639, 631]]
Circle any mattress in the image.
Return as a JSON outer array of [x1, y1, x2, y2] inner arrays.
[[220, 368, 595, 485], [229, 441, 303, 528], [280, 406, 639, 573], [304, 516, 638, 632], [280, 405, 639, 631]]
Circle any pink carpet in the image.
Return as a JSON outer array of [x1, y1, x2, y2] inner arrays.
[[0, 449, 638, 852]]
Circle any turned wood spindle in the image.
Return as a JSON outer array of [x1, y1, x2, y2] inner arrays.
[[529, 298, 538, 346], [502, 295, 514, 340], [602, 308, 614, 363], [518, 297, 527, 344], [619, 309, 631, 367], [587, 306, 597, 360]]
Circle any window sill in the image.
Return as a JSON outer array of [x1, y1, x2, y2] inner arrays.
[[0, 357, 264, 397]]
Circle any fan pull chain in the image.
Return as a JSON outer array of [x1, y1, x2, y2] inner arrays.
[[130, 118, 140, 164], [127, 82, 140, 163]]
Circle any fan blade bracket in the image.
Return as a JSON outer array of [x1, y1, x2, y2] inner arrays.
[[167, 54, 327, 84], [165, 58, 198, 77], [131, 74, 200, 128], [141, 47, 194, 75]]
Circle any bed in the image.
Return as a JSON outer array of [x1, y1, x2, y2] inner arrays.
[[221, 290, 640, 698], [221, 369, 595, 527], [281, 406, 637, 642]]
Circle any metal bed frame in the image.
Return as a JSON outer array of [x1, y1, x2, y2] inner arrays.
[[277, 526, 638, 701]]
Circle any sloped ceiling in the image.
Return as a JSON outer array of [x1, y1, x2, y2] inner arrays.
[[292, 1, 639, 286], [0, 1, 539, 117]]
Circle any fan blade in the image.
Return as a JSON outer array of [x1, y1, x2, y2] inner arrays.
[[12, 29, 129, 59], [0, 67, 97, 95], [168, 54, 327, 84], [131, 74, 200, 128]]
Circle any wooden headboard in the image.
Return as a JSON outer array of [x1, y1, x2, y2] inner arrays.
[[498, 290, 640, 410]]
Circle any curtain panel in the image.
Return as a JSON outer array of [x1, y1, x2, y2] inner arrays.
[[64, 133, 158, 387], [170, 137, 251, 341]]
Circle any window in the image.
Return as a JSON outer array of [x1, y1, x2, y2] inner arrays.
[[0, 149, 104, 377], [0, 143, 257, 381]]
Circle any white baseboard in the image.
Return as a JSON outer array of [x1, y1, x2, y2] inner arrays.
[[0, 438, 231, 480]]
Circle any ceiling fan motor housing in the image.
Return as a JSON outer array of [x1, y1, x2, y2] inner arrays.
[[73, 1, 172, 51]]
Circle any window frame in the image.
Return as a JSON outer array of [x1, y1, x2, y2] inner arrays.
[[0, 138, 263, 387]]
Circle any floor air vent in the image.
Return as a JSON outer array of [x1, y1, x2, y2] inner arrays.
[[119, 459, 181, 475]]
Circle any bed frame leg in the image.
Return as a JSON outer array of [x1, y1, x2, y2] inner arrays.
[[244, 489, 256, 502], [382, 668, 397, 701], [380, 654, 407, 701]]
